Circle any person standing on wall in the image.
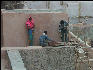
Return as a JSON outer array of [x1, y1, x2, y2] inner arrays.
[[59, 20, 69, 43], [26, 16, 35, 46]]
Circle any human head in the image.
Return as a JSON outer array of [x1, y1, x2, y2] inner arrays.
[[43, 33, 45, 35], [60, 20, 64, 25], [29, 17, 32, 21], [44, 31, 47, 35]]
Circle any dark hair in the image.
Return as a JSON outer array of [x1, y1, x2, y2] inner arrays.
[[60, 20, 64, 25], [44, 31, 47, 34], [29, 17, 32, 21]]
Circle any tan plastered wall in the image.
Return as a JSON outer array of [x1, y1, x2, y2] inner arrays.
[[2, 12, 68, 47], [1, 12, 3, 47]]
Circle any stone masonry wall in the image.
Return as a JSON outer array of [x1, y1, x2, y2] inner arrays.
[[19, 46, 75, 70]]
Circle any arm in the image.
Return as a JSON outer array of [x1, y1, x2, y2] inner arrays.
[[59, 25, 61, 32], [46, 36, 53, 41], [31, 19, 35, 28], [31, 20, 35, 31], [26, 24, 31, 29]]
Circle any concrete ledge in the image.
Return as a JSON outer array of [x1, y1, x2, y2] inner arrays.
[[1, 46, 75, 50]]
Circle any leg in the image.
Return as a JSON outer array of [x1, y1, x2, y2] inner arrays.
[[65, 31, 68, 43], [28, 29, 33, 46], [30, 34, 33, 46], [31, 30, 34, 45], [61, 31, 64, 42], [28, 40, 31, 46], [40, 43, 45, 47]]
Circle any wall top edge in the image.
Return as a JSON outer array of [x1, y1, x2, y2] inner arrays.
[[1, 46, 75, 50]]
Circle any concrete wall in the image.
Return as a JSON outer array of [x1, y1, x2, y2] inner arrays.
[[2, 12, 68, 47], [24, 1, 47, 9], [23, 1, 65, 9], [66, 3, 79, 17], [23, 1, 93, 17], [80, 2, 93, 16], [19, 46, 75, 70], [23, 1, 93, 25]]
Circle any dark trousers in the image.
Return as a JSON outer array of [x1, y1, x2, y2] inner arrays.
[[40, 42, 48, 47], [61, 31, 68, 42]]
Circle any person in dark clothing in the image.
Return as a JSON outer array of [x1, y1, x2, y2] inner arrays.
[[90, 40, 93, 47], [59, 20, 69, 42], [39, 31, 52, 47]]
